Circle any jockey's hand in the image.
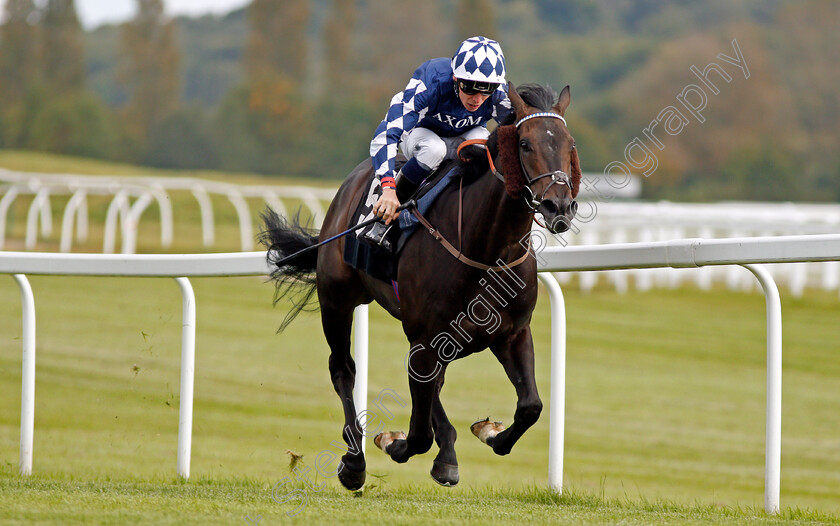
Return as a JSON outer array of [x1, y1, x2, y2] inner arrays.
[[373, 187, 401, 225]]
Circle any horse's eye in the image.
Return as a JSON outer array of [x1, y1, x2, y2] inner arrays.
[[571, 142, 576, 151], [519, 139, 531, 152]]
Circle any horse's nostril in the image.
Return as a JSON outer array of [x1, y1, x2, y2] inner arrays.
[[569, 200, 578, 215], [538, 199, 558, 216], [551, 217, 570, 233]]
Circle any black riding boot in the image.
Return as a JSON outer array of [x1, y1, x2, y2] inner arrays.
[[394, 171, 420, 202], [363, 171, 420, 254]]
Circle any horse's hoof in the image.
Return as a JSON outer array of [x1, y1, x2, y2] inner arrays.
[[430, 460, 459, 487], [471, 418, 505, 446], [337, 461, 366, 491], [373, 431, 406, 455]]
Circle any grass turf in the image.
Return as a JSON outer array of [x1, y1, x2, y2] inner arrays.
[[1, 277, 838, 524], [1, 151, 838, 523]]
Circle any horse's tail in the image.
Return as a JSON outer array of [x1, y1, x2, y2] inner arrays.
[[258, 207, 320, 332]]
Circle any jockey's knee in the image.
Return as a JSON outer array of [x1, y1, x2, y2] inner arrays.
[[412, 140, 447, 173], [463, 126, 490, 142]]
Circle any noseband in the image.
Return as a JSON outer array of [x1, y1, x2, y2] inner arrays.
[[514, 112, 574, 210]]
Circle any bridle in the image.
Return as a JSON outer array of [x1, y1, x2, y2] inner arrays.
[[459, 111, 574, 211], [413, 110, 575, 270], [513, 112, 575, 210]]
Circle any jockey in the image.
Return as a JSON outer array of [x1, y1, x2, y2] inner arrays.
[[364, 36, 513, 252]]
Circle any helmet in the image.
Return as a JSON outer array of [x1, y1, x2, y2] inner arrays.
[[451, 36, 506, 85]]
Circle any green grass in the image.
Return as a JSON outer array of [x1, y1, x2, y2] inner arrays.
[[0, 277, 838, 524], [1, 479, 837, 525], [1, 151, 839, 523]]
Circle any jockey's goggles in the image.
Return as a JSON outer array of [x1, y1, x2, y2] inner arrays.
[[457, 79, 499, 96]]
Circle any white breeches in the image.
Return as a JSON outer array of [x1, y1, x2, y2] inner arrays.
[[401, 126, 490, 171]]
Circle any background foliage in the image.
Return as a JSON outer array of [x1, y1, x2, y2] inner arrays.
[[0, 0, 838, 200]]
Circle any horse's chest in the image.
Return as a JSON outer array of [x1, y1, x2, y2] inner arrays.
[[403, 276, 536, 347]]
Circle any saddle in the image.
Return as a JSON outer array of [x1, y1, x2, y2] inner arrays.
[[343, 159, 459, 284]]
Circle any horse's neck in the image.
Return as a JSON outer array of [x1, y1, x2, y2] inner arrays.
[[459, 170, 533, 261]]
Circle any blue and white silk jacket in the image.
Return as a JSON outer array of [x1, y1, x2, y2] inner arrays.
[[369, 57, 512, 188]]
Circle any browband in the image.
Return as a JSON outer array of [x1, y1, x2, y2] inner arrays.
[[515, 112, 566, 128]]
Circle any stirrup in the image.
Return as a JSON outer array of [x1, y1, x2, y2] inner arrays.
[[362, 221, 397, 254]]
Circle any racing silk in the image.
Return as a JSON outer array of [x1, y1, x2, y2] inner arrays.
[[370, 57, 512, 189]]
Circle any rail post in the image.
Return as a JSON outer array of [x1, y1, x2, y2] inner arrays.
[[13, 274, 35, 476], [175, 277, 196, 479]]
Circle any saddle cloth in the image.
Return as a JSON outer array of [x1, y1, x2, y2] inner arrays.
[[343, 161, 460, 283]]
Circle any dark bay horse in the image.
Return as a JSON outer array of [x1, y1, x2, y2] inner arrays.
[[260, 83, 581, 490]]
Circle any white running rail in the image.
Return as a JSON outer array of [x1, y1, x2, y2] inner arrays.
[[0, 169, 336, 253], [3, 233, 840, 513], [4, 170, 839, 297]]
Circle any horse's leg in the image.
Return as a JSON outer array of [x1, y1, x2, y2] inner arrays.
[[321, 299, 367, 490], [382, 346, 441, 464], [484, 325, 543, 456], [430, 377, 459, 486]]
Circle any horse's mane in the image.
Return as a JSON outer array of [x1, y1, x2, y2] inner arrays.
[[517, 83, 559, 112]]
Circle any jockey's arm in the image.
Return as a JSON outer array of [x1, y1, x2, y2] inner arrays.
[[371, 72, 431, 225]]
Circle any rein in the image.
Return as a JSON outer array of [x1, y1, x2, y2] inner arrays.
[[409, 112, 571, 271], [411, 205, 532, 272]]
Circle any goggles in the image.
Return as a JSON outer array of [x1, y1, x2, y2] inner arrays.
[[457, 79, 499, 96]]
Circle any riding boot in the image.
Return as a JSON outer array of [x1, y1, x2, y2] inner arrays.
[[395, 171, 420, 202]]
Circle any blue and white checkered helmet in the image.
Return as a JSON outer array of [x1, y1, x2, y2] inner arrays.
[[451, 36, 506, 84]]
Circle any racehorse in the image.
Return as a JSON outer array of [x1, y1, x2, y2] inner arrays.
[[260, 83, 581, 490]]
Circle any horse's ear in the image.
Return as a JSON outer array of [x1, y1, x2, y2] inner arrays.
[[553, 85, 571, 116], [507, 82, 529, 120]]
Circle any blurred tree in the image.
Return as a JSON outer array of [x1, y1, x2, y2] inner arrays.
[[720, 138, 799, 201], [323, 0, 356, 92], [146, 105, 219, 169], [40, 0, 84, 92], [218, 0, 313, 175], [312, 0, 373, 177], [606, 30, 798, 200], [118, 0, 180, 150], [770, 0, 840, 200], [214, 85, 264, 173], [0, 0, 42, 105], [456, 0, 497, 40], [1, 84, 48, 149], [245, 0, 308, 82], [214, 81, 312, 175], [28, 92, 118, 159], [358, 0, 449, 104], [0, 0, 42, 147], [311, 94, 379, 179], [531, 0, 600, 34]]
